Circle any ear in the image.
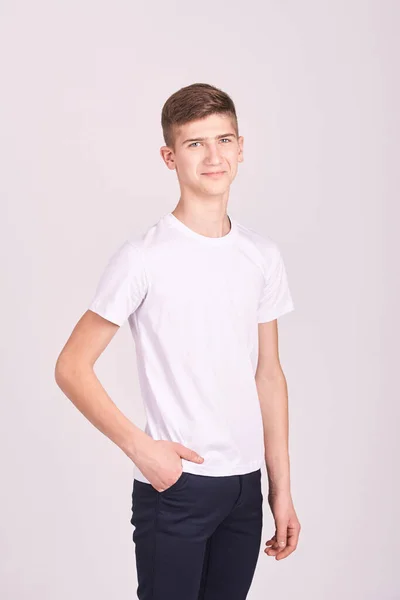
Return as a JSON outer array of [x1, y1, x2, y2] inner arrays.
[[238, 135, 244, 163], [160, 146, 176, 170]]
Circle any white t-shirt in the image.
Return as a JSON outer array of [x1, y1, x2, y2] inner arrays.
[[88, 212, 294, 483]]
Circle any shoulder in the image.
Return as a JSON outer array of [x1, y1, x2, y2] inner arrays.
[[235, 221, 282, 267], [97, 231, 148, 278], [125, 214, 170, 253]]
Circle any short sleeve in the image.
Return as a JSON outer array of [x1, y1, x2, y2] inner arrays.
[[88, 241, 148, 326], [257, 243, 295, 323]]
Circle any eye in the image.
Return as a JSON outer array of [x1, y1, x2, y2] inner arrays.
[[220, 138, 231, 143], [188, 142, 201, 148]]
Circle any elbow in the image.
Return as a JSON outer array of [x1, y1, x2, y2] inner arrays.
[[255, 365, 286, 385], [54, 351, 93, 390], [54, 353, 79, 390], [54, 354, 69, 389]]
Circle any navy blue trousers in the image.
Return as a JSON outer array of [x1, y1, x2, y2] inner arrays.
[[130, 468, 263, 599]]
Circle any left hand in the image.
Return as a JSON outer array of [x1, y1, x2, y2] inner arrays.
[[264, 490, 301, 560]]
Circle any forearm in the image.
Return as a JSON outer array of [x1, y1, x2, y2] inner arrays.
[[255, 371, 291, 494], [54, 358, 150, 462]]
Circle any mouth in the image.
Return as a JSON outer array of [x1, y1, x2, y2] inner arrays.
[[202, 171, 226, 178]]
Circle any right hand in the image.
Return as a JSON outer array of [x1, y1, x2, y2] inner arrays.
[[133, 438, 204, 493]]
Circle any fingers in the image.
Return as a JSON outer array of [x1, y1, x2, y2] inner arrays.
[[274, 535, 298, 560], [264, 519, 287, 556], [264, 535, 280, 556], [264, 523, 300, 560], [174, 443, 204, 464], [275, 520, 287, 552]]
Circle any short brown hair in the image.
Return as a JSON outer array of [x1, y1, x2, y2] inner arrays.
[[161, 83, 239, 151]]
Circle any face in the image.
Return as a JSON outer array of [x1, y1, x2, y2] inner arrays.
[[160, 113, 244, 198]]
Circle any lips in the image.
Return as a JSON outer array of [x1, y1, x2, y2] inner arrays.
[[202, 171, 225, 176]]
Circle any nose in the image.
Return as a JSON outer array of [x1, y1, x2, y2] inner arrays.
[[204, 143, 223, 166]]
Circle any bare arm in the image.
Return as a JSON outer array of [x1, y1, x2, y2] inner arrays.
[[54, 309, 150, 461], [54, 309, 203, 490], [255, 319, 291, 495], [256, 318, 301, 560]]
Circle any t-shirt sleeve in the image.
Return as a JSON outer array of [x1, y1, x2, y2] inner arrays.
[[88, 240, 148, 326], [257, 242, 295, 323]]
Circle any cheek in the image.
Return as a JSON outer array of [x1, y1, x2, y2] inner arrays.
[[222, 147, 238, 163], [228, 147, 239, 160], [183, 155, 199, 170], [177, 157, 198, 178]]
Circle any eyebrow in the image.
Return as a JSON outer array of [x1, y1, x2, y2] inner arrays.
[[181, 133, 237, 146]]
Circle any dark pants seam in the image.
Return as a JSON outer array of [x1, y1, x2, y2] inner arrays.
[[150, 490, 160, 600], [198, 536, 212, 600]]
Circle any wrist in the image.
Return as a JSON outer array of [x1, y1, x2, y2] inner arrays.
[[268, 484, 291, 497], [267, 474, 291, 496], [121, 427, 152, 463]]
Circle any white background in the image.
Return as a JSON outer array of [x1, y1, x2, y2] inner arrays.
[[1, 1, 398, 598]]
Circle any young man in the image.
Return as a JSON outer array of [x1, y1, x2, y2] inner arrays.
[[55, 82, 301, 599]]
